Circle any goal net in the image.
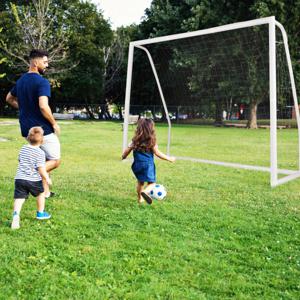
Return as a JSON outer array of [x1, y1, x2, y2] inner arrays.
[[123, 17, 300, 187]]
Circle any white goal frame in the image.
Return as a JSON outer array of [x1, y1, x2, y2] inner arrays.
[[122, 16, 300, 187]]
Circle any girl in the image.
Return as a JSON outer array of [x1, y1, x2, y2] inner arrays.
[[122, 118, 175, 204]]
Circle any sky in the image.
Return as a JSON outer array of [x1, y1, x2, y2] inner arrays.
[[90, 0, 152, 29]]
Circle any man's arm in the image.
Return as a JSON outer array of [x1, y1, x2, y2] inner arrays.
[[6, 92, 19, 109], [39, 96, 60, 135]]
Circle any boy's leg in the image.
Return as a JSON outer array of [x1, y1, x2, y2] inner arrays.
[[137, 181, 144, 204], [36, 192, 51, 220], [36, 192, 46, 212], [11, 198, 25, 229], [13, 198, 26, 214]]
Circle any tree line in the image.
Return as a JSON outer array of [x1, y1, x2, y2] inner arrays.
[[1, 0, 299, 128]]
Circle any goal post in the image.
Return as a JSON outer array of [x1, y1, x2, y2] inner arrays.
[[123, 16, 300, 187]]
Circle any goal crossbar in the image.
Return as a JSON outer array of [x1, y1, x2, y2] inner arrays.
[[131, 17, 275, 46]]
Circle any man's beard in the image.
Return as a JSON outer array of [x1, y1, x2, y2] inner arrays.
[[38, 67, 46, 75]]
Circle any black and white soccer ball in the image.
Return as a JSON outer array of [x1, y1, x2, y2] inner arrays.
[[149, 184, 167, 200]]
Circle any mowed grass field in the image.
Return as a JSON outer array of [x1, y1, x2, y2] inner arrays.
[[0, 119, 299, 299]]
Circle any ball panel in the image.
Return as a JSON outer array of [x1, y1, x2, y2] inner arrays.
[[150, 184, 167, 200]]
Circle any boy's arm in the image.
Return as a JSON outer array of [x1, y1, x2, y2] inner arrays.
[[153, 145, 176, 162], [122, 146, 133, 160], [6, 92, 19, 109], [38, 166, 52, 185]]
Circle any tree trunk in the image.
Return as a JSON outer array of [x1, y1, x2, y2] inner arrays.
[[85, 105, 95, 119], [84, 98, 95, 119], [117, 105, 123, 121], [214, 102, 223, 126], [247, 101, 258, 129]]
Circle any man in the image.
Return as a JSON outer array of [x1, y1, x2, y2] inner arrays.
[[6, 49, 61, 198]]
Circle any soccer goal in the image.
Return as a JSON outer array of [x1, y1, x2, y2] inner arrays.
[[122, 16, 300, 187]]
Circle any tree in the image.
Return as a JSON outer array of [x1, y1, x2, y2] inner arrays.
[[181, 0, 300, 128], [0, 27, 6, 79], [55, 0, 113, 117], [135, 0, 300, 128], [0, 0, 72, 74], [104, 25, 140, 120], [0, 0, 113, 117]]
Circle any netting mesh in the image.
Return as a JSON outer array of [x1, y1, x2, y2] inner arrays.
[[130, 24, 294, 123], [128, 23, 298, 172]]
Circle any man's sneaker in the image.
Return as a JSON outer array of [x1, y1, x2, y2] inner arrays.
[[45, 192, 55, 199], [36, 211, 51, 220], [11, 213, 20, 230]]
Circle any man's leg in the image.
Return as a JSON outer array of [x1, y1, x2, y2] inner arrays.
[[40, 133, 61, 198], [46, 159, 61, 173], [43, 159, 61, 197]]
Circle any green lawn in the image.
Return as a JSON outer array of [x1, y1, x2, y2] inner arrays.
[[0, 119, 299, 299]]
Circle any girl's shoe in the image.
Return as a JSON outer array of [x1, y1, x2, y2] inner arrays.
[[36, 211, 51, 220], [141, 192, 152, 205]]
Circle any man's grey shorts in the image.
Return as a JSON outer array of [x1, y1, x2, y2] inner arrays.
[[40, 133, 61, 160]]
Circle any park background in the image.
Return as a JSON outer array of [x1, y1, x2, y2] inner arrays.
[[0, 1, 300, 299], [0, 0, 300, 126]]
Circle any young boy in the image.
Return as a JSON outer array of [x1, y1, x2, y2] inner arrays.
[[11, 127, 52, 229]]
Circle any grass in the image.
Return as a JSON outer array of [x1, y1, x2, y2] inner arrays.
[[0, 119, 299, 299]]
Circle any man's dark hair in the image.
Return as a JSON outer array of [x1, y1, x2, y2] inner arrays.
[[29, 49, 49, 60]]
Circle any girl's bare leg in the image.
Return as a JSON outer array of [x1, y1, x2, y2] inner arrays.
[[140, 182, 154, 205], [143, 182, 155, 194], [137, 181, 145, 203]]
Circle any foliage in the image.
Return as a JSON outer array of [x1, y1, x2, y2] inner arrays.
[[0, 0, 299, 125], [0, 0, 113, 116], [55, 0, 113, 115], [104, 25, 140, 119], [0, 0, 71, 73], [0, 27, 6, 79], [131, 0, 300, 128]]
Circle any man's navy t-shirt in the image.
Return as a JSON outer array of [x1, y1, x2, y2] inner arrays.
[[10, 73, 53, 137]]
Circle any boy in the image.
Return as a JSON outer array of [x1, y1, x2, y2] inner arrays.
[[11, 127, 52, 229]]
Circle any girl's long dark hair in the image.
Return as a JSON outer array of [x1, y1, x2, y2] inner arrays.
[[132, 118, 156, 152]]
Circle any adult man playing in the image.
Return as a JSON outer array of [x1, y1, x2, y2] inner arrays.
[[6, 49, 61, 198]]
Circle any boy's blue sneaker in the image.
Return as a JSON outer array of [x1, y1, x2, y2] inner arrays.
[[36, 211, 51, 220]]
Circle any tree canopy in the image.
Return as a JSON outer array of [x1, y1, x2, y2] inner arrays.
[[0, 0, 299, 126]]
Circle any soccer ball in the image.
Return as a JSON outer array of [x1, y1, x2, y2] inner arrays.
[[149, 184, 167, 200]]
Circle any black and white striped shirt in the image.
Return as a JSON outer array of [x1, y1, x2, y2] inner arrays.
[[15, 145, 45, 181]]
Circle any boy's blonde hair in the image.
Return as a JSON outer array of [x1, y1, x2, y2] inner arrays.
[[27, 127, 44, 145]]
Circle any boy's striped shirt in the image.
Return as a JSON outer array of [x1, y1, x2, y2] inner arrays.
[[15, 145, 45, 181]]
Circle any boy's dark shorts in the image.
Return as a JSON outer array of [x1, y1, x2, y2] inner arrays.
[[14, 179, 44, 199]]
